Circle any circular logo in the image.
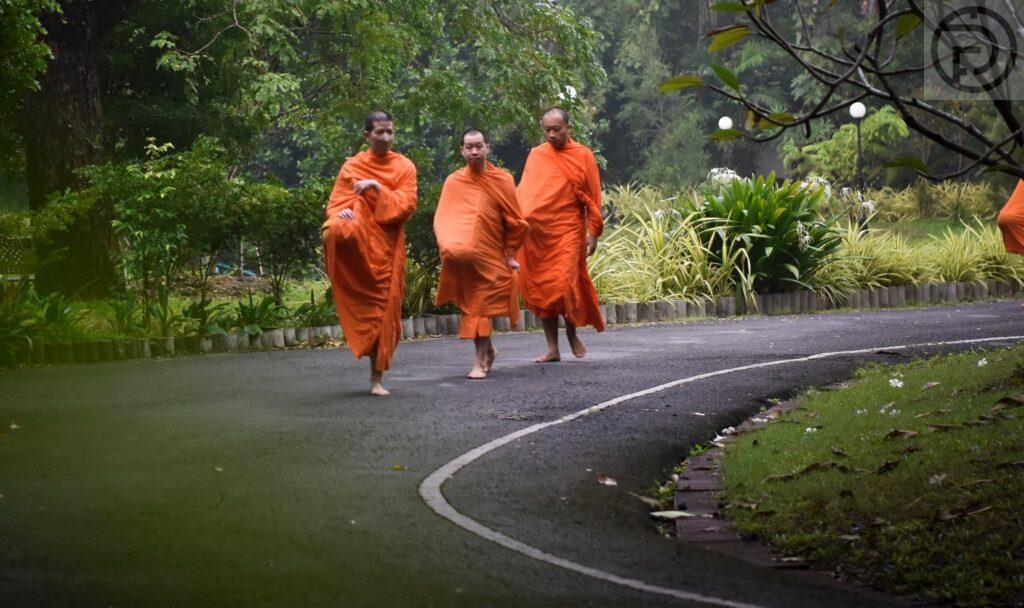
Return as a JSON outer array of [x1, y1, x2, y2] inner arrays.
[[930, 5, 1018, 93]]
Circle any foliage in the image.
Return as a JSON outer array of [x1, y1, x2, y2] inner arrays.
[[245, 180, 326, 304], [107, 296, 145, 337], [32, 289, 89, 340], [0, 279, 36, 366], [403, 257, 438, 318], [180, 298, 230, 336], [291, 289, 337, 327], [232, 291, 287, 335], [0, 0, 59, 178], [682, 173, 844, 295], [147, 285, 186, 337], [590, 206, 743, 303], [782, 106, 910, 187], [868, 182, 999, 222]]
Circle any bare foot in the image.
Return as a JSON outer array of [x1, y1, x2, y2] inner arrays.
[[483, 345, 497, 372], [370, 382, 390, 396], [568, 334, 587, 358], [467, 365, 487, 379], [534, 351, 561, 363]]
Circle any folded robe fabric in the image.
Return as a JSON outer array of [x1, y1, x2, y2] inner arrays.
[[515, 139, 605, 330], [434, 163, 529, 338], [321, 150, 417, 371], [998, 180, 1024, 255]]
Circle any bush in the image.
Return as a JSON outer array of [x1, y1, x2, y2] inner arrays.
[[682, 173, 844, 296], [0, 280, 36, 367]]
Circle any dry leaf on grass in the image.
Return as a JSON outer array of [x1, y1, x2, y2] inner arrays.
[[921, 381, 941, 390], [884, 429, 919, 440], [831, 446, 849, 457], [872, 459, 900, 475], [629, 492, 665, 510], [996, 461, 1024, 469], [649, 510, 699, 520], [764, 460, 848, 483], [927, 423, 961, 432], [916, 409, 952, 419], [597, 474, 618, 486], [928, 473, 948, 486]]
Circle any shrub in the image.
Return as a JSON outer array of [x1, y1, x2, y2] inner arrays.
[[0, 280, 36, 367], [231, 292, 288, 335], [682, 173, 844, 295], [291, 289, 337, 327]]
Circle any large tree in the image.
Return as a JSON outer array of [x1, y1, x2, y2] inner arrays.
[[662, 0, 1024, 182]]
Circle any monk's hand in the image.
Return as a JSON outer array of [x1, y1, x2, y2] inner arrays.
[[507, 256, 520, 271], [586, 234, 598, 257], [352, 179, 381, 194], [337, 209, 355, 221]]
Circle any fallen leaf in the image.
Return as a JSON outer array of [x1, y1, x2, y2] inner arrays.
[[9, 422, 20, 430], [873, 459, 900, 475], [936, 510, 961, 522], [996, 461, 1024, 469], [916, 409, 952, 419], [831, 446, 849, 458], [764, 460, 846, 483], [965, 505, 993, 517], [728, 499, 758, 510], [837, 534, 861, 541], [990, 397, 1024, 413], [597, 474, 618, 486], [629, 492, 665, 510], [927, 423, 960, 432], [928, 473, 948, 486], [213, 466, 223, 472], [902, 445, 922, 455], [884, 429, 919, 441], [391, 463, 408, 472], [921, 381, 941, 391], [649, 510, 698, 520]]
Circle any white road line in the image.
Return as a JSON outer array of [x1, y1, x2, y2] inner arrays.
[[419, 335, 1024, 607]]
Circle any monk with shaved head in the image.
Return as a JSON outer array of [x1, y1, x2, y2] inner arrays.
[[516, 107, 604, 362], [435, 128, 529, 378], [322, 110, 417, 395]]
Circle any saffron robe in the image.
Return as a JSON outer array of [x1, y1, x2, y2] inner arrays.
[[434, 164, 529, 338], [322, 150, 417, 371], [998, 180, 1024, 255], [516, 139, 605, 330]]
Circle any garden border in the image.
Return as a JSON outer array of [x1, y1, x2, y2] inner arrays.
[[11, 278, 1023, 368]]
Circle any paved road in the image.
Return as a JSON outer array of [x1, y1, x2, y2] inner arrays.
[[2, 302, 1023, 607]]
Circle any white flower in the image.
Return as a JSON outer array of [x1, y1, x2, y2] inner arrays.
[[805, 427, 818, 433], [796, 221, 813, 252], [888, 409, 901, 416], [889, 378, 904, 388], [978, 358, 988, 367], [860, 200, 876, 215], [855, 409, 868, 415], [706, 168, 740, 188]]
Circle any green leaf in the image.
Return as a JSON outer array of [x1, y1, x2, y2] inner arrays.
[[765, 112, 794, 126], [712, 64, 741, 91], [884, 157, 930, 174], [711, 2, 750, 12], [659, 75, 705, 93], [709, 26, 753, 52], [709, 129, 744, 141], [896, 13, 922, 39]]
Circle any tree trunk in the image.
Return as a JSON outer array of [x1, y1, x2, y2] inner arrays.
[[23, 1, 135, 297]]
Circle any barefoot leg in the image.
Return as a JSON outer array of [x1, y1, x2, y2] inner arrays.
[[484, 338, 497, 372], [566, 321, 587, 358], [468, 337, 489, 379], [534, 316, 561, 362], [369, 356, 390, 396]]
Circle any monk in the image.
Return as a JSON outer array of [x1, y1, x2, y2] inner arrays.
[[322, 110, 417, 395], [434, 128, 529, 379], [516, 107, 604, 362], [997, 180, 1024, 254]]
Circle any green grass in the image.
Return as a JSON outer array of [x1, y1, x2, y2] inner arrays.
[[722, 347, 1024, 607], [877, 218, 965, 245]]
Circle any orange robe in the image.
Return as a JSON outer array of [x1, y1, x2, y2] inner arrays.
[[998, 180, 1024, 254], [516, 139, 605, 330], [322, 150, 417, 371], [434, 163, 530, 338]]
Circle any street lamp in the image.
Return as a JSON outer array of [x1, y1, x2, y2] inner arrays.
[[849, 102, 868, 229], [718, 116, 734, 130], [849, 102, 866, 192]]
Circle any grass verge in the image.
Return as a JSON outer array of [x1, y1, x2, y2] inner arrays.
[[722, 347, 1024, 607]]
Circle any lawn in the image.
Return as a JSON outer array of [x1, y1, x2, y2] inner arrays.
[[722, 347, 1024, 607]]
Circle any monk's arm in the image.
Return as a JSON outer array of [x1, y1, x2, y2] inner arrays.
[[583, 151, 604, 238], [370, 164, 418, 226], [501, 180, 530, 254], [324, 167, 356, 219]]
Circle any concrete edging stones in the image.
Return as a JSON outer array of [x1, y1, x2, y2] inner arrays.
[[11, 279, 1022, 368]]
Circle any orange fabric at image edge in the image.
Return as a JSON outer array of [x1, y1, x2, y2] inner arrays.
[[998, 180, 1024, 255]]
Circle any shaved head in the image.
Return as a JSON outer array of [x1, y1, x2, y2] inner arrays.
[[542, 106, 570, 125]]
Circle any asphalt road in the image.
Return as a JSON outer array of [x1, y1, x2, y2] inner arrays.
[[2, 302, 1023, 607]]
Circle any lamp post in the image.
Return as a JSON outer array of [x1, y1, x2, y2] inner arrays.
[[718, 116, 734, 131], [849, 102, 867, 229]]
